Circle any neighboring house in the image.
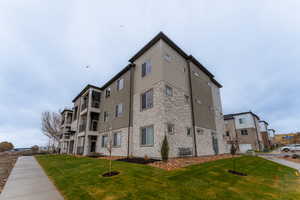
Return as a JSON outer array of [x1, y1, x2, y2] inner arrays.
[[224, 112, 264, 152], [274, 133, 300, 145], [259, 120, 271, 149], [59, 108, 74, 154], [267, 129, 276, 146], [60, 32, 228, 159]]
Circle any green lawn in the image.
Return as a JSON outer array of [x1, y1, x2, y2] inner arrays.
[[36, 155, 300, 200]]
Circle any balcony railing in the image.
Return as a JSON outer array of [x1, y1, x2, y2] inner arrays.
[[81, 102, 88, 111], [90, 120, 98, 131], [92, 101, 100, 108]]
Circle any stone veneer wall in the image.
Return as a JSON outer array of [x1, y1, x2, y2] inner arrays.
[[97, 127, 129, 156], [162, 81, 194, 158], [131, 81, 165, 158]]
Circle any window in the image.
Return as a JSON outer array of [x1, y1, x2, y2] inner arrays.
[[141, 89, 153, 110], [193, 71, 200, 77], [105, 88, 111, 98], [102, 135, 108, 147], [196, 99, 202, 104], [103, 111, 109, 122], [239, 118, 244, 124], [140, 125, 154, 146], [165, 85, 173, 97], [187, 128, 192, 136], [184, 95, 189, 103], [167, 123, 174, 134], [141, 60, 151, 77], [226, 131, 230, 137], [197, 129, 204, 135], [115, 104, 123, 117], [117, 79, 124, 91], [164, 54, 172, 62], [73, 106, 78, 121], [113, 132, 121, 147], [241, 129, 248, 135]]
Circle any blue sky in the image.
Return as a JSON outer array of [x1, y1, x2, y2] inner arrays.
[[0, 1, 299, 147]]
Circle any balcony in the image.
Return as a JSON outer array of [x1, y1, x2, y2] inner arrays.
[[91, 101, 100, 108], [81, 102, 88, 111], [79, 124, 86, 133]]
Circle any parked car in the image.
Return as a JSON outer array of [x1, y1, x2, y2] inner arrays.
[[280, 144, 300, 152]]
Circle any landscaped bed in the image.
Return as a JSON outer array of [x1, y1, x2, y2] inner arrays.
[[0, 152, 19, 194], [36, 155, 300, 200]]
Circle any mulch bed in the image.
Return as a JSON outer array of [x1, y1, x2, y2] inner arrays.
[[102, 171, 120, 177], [228, 170, 247, 176], [148, 154, 239, 171], [116, 157, 159, 164], [0, 152, 19, 194]]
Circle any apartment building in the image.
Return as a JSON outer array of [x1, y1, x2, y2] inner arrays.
[[59, 109, 74, 154], [224, 111, 264, 152], [61, 32, 228, 159], [259, 120, 271, 149]]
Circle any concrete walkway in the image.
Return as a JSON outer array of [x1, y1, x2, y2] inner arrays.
[[262, 156, 300, 172], [0, 156, 63, 200]]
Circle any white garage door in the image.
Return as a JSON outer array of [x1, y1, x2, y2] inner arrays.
[[239, 144, 252, 153]]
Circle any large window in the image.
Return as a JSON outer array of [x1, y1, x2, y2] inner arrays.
[[103, 111, 109, 122], [239, 118, 245, 124], [186, 127, 192, 137], [115, 104, 124, 117], [105, 88, 111, 98], [140, 125, 154, 146], [102, 135, 108, 147], [241, 129, 248, 135], [167, 123, 174, 135], [165, 85, 173, 97], [141, 60, 151, 77], [141, 89, 153, 110], [117, 79, 124, 91], [113, 132, 121, 147]]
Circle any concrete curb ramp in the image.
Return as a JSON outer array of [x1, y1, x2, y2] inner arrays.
[[0, 156, 63, 200]]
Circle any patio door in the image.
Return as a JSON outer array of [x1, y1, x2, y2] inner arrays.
[[90, 141, 96, 153]]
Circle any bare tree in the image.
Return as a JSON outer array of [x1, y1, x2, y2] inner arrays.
[[106, 135, 113, 175], [41, 111, 61, 152]]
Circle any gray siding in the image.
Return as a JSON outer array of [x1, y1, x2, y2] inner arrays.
[[189, 62, 216, 130], [99, 70, 132, 132]]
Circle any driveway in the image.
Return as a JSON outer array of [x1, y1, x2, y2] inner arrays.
[[0, 156, 63, 200]]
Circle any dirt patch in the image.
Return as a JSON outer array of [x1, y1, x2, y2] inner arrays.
[[148, 154, 239, 171], [0, 152, 19, 194]]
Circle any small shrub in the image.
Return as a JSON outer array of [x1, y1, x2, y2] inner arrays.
[[292, 154, 300, 159], [144, 154, 149, 160], [161, 135, 169, 162]]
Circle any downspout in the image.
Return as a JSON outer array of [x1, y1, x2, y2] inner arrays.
[[252, 115, 261, 151], [186, 59, 198, 157], [127, 64, 134, 157]]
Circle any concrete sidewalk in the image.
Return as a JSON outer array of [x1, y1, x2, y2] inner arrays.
[[261, 156, 300, 172], [0, 156, 63, 200]]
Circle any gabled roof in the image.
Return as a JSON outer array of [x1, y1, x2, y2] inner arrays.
[[72, 32, 223, 103], [129, 32, 222, 88], [101, 64, 133, 90], [259, 120, 269, 125], [224, 111, 260, 121], [72, 84, 102, 103], [61, 109, 73, 115]]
